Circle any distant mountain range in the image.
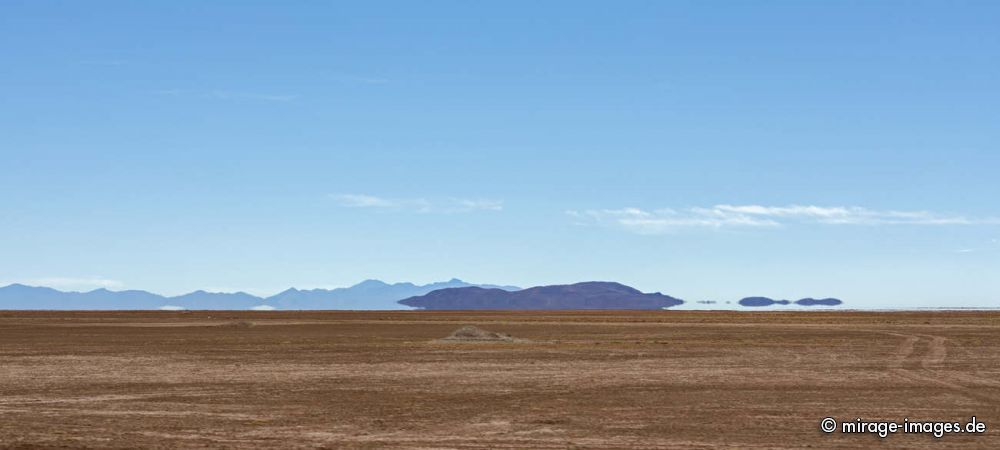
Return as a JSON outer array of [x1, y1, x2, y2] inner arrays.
[[738, 297, 843, 307], [0, 279, 520, 310], [266, 279, 520, 310], [0, 281, 843, 310], [398, 281, 685, 310]]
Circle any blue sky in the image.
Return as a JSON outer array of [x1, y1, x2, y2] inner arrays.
[[2, 1, 999, 307]]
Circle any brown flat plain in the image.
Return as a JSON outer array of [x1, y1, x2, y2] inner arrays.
[[1, 311, 998, 449]]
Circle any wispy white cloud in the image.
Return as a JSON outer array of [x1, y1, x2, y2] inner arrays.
[[569, 205, 1000, 234], [567, 208, 778, 234], [326, 72, 390, 84], [251, 305, 277, 311], [7, 277, 125, 291], [81, 59, 126, 67], [452, 198, 503, 212], [330, 194, 502, 213], [209, 90, 298, 102], [334, 194, 399, 208], [153, 89, 298, 102], [152, 88, 185, 96], [710, 205, 989, 225], [158, 305, 186, 311], [337, 75, 389, 84]]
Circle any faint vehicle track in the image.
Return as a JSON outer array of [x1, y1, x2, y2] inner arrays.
[[883, 331, 1000, 403]]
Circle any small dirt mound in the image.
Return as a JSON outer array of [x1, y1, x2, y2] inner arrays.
[[220, 320, 255, 329], [440, 325, 515, 342]]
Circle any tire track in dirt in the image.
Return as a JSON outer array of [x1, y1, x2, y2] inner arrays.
[[883, 331, 1000, 404], [887, 333, 918, 369], [917, 334, 1000, 390], [920, 335, 947, 369]]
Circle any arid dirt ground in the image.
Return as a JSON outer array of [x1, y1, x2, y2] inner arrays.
[[1, 311, 998, 448]]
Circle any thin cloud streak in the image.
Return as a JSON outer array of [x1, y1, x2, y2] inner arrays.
[[325, 71, 390, 84], [152, 89, 299, 102], [711, 205, 989, 225], [209, 90, 298, 102], [569, 205, 1000, 234], [331, 194, 502, 213], [334, 194, 399, 208], [80, 59, 127, 67]]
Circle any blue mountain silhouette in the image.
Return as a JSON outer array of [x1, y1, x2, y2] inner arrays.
[[398, 281, 684, 310], [0, 279, 520, 310]]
